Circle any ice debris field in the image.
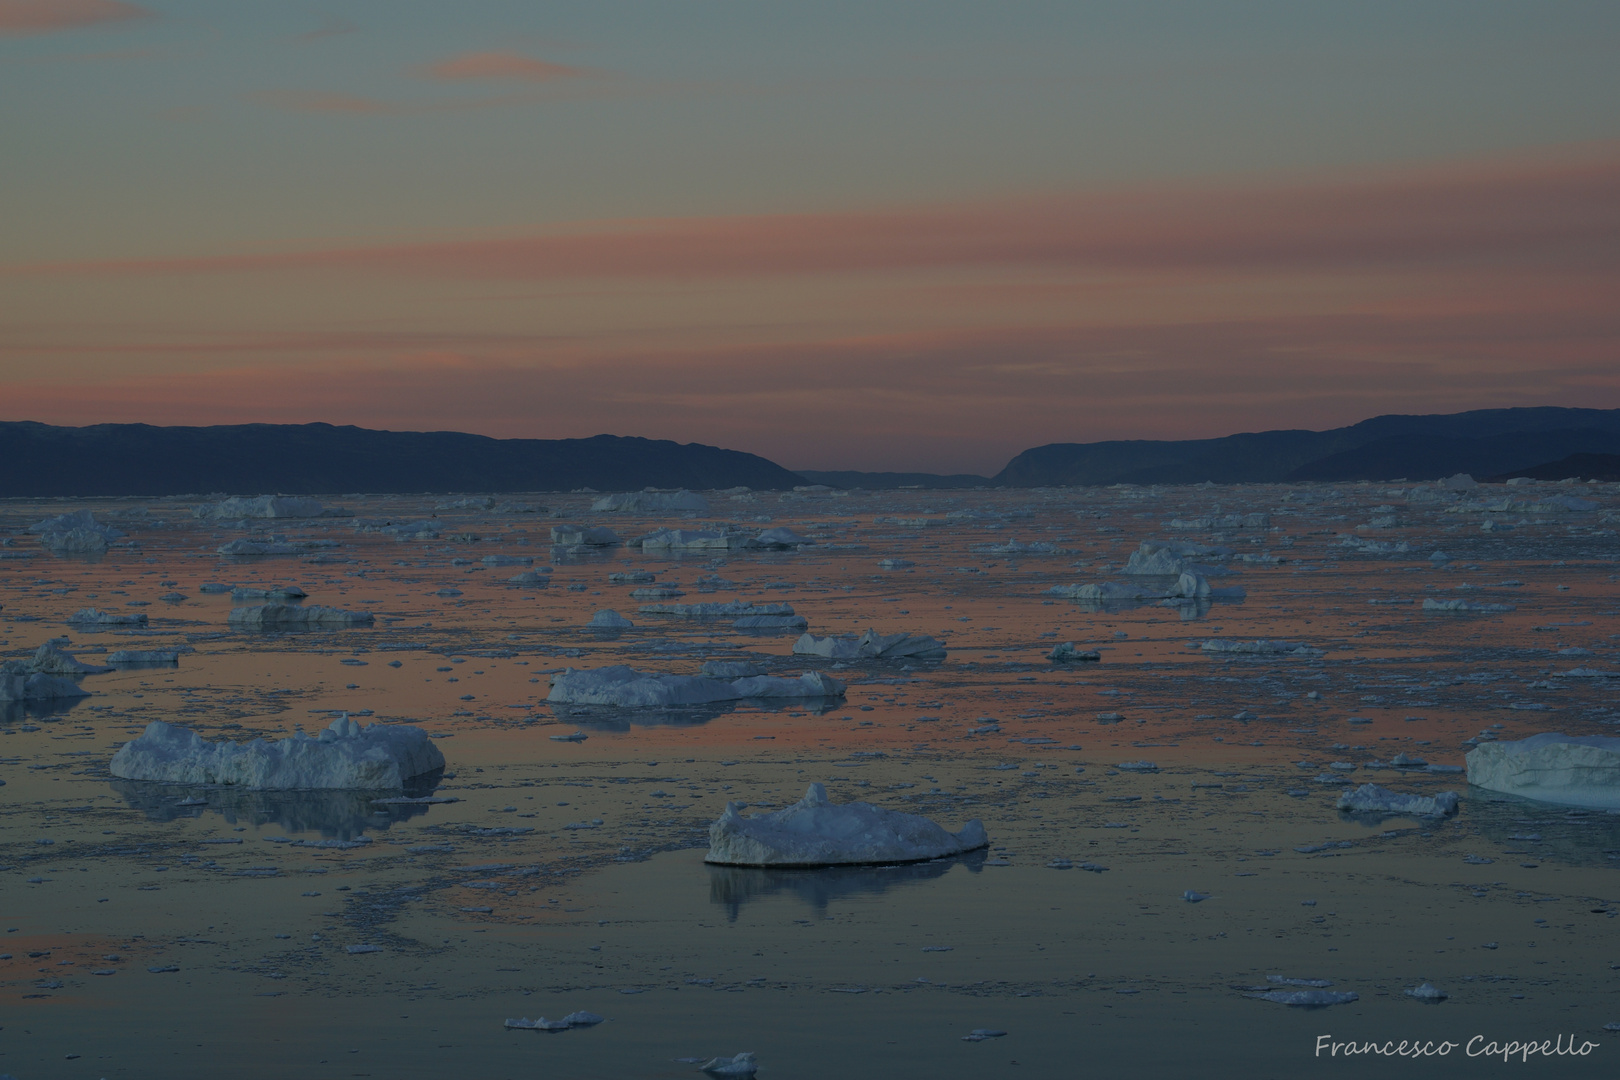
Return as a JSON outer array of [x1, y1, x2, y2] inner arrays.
[[1, 478, 1618, 1077]]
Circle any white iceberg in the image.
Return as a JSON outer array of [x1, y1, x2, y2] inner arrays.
[[508, 570, 551, 586], [194, 495, 324, 520], [550, 525, 621, 546], [30, 511, 126, 554], [0, 663, 92, 703], [229, 603, 375, 629], [1466, 733, 1620, 809], [591, 490, 710, 514], [704, 783, 988, 867], [587, 610, 634, 629], [69, 608, 147, 627], [699, 1053, 757, 1078], [1423, 598, 1516, 613], [1122, 541, 1237, 577], [1048, 642, 1100, 662], [109, 715, 444, 790], [1335, 783, 1459, 816], [548, 666, 844, 707], [27, 643, 112, 675], [640, 601, 794, 618], [752, 527, 814, 548], [1201, 639, 1319, 656], [634, 528, 740, 551], [792, 628, 946, 661]]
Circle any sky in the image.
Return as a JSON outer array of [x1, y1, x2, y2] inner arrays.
[[2, 1, 1618, 475]]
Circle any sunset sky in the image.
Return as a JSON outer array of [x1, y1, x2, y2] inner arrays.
[[3, 1, 1618, 474]]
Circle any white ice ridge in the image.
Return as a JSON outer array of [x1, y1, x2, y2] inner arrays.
[[704, 782, 989, 867], [1047, 572, 1245, 602], [193, 495, 325, 520], [228, 603, 375, 628], [29, 510, 126, 553], [1200, 639, 1321, 656], [109, 715, 445, 790], [1122, 540, 1240, 577], [591, 490, 710, 514], [793, 628, 947, 661], [1466, 733, 1620, 809], [1335, 783, 1460, 816], [548, 666, 844, 707]]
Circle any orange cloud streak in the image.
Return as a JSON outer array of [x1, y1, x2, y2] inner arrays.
[[0, 0, 148, 35], [421, 50, 586, 83], [14, 143, 1618, 281]]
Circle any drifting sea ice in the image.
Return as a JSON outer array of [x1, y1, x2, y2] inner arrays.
[[591, 490, 710, 514], [1465, 733, 1620, 809], [1335, 784, 1460, 816], [548, 666, 844, 707], [793, 628, 947, 661], [228, 603, 375, 628], [108, 714, 444, 790], [704, 782, 988, 867]]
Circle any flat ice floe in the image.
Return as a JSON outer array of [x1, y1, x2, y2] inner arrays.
[[793, 628, 947, 661], [704, 782, 988, 867], [548, 666, 844, 707], [109, 714, 444, 790], [228, 603, 375, 628], [1466, 733, 1620, 809], [1335, 783, 1460, 816]]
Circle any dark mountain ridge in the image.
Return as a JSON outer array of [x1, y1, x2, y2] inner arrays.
[[993, 407, 1620, 486], [0, 421, 803, 498]]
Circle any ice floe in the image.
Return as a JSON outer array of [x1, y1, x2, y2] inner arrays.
[[228, 603, 375, 629], [591, 490, 710, 514], [1201, 639, 1320, 656], [1466, 733, 1620, 809], [548, 666, 845, 707], [793, 628, 947, 661], [29, 510, 125, 553], [1047, 643, 1101, 662], [109, 714, 444, 790], [1335, 784, 1459, 816], [550, 525, 622, 546], [587, 610, 635, 630], [705, 782, 988, 867], [194, 495, 325, 520]]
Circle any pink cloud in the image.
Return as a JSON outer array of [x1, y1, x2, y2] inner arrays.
[[20, 143, 1617, 282], [421, 50, 586, 84], [0, 0, 149, 35], [249, 90, 400, 115]]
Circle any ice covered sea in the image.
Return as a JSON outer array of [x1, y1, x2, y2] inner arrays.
[[2, 480, 1618, 1078]]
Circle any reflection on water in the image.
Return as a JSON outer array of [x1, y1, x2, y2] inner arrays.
[[554, 697, 842, 731], [1, 697, 87, 725], [108, 768, 446, 839], [1464, 787, 1620, 869], [707, 849, 987, 921]]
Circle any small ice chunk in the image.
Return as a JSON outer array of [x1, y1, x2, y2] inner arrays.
[[1336, 784, 1459, 816], [699, 1052, 757, 1077], [1183, 890, 1211, 903], [1405, 982, 1447, 1002], [1247, 989, 1359, 1006], [588, 610, 634, 630], [228, 604, 373, 628], [793, 628, 946, 661], [705, 783, 987, 867], [1048, 642, 1100, 663]]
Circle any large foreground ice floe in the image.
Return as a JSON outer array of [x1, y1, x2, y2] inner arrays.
[[705, 782, 988, 867], [548, 666, 844, 707], [1466, 733, 1620, 809], [109, 715, 444, 790], [228, 603, 375, 628]]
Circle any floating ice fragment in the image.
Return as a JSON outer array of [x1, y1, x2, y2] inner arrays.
[[1466, 733, 1620, 809], [1116, 761, 1158, 773], [1183, 890, 1211, 902], [549, 665, 843, 707], [592, 490, 709, 514], [550, 731, 588, 742], [1405, 982, 1447, 1002], [109, 715, 443, 789], [705, 783, 987, 867], [69, 608, 147, 627], [794, 628, 946, 661], [699, 1052, 757, 1078], [228, 603, 374, 628], [1336, 784, 1459, 816], [345, 944, 382, 955], [1268, 976, 1333, 987], [587, 610, 634, 630], [1047, 642, 1100, 662], [1201, 639, 1320, 656], [1422, 598, 1515, 613], [1246, 989, 1358, 1006]]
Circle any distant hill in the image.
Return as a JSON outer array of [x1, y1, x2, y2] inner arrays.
[[0, 422, 805, 498], [794, 470, 991, 490], [993, 408, 1620, 486], [1486, 452, 1620, 483]]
